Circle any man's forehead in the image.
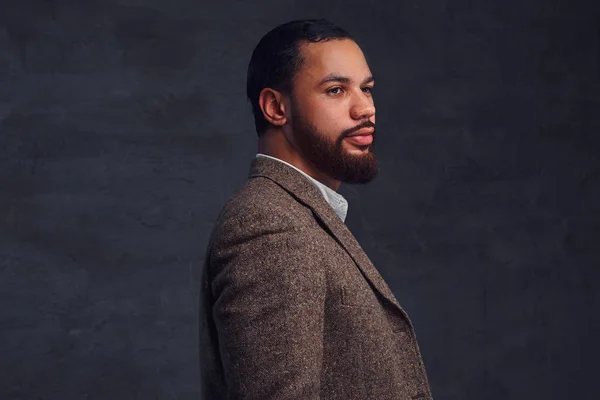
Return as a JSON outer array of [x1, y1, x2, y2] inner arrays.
[[298, 39, 372, 82]]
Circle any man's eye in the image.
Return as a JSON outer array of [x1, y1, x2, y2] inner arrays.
[[362, 87, 373, 93], [327, 87, 342, 94]]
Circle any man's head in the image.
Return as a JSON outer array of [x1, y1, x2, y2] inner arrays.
[[246, 19, 378, 185]]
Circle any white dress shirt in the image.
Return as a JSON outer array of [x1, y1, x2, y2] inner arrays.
[[255, 153, 348, 222]]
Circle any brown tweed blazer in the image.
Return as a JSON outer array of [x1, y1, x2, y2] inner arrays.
[[199, 156, 433, 399]]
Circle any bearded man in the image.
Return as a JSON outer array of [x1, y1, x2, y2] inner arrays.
[[199, 19, 433, 400]]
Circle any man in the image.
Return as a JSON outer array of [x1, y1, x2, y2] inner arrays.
[[200, 19, 433, 399]]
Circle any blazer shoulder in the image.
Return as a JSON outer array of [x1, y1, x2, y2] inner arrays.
[[228, 175, 306, 218], [208, 176, 313, 248]]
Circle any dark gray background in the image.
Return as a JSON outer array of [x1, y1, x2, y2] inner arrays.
[[1, 0, 599, 399]]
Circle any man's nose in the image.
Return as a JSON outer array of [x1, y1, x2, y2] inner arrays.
[[350, 92, 375, 120]]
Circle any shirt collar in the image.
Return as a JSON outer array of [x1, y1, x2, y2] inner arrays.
[[255, 153, 348, 222]]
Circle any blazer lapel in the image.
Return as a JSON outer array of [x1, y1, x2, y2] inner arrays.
[[248, 156, 413, 325]]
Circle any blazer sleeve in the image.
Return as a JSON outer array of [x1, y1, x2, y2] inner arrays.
[[208, 209, 326, 399]]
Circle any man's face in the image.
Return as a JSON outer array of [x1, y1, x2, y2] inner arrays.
[[286, 39, 378, 184]]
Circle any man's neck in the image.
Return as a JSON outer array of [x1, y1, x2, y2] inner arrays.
[[257, 130, 341, 191]]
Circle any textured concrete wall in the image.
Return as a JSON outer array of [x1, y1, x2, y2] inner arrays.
[[1, 0, 598, 399]]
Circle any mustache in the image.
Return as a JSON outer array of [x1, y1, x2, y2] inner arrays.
[[341, 120, 376, 138]]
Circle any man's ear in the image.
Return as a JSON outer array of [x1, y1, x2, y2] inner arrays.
[[258, 88, 287, 127]]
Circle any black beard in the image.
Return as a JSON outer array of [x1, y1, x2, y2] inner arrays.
[[290, 107, 378, 184]]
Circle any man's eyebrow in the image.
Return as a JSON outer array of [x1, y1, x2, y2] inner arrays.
[[318, 74, 375, 86]]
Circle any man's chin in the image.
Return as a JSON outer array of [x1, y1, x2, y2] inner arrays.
[[343, 146, 375, 161], [335, 152, 378, 184], [341, 141, 373, 155]]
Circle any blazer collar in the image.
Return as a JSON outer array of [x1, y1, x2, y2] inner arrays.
[[248, 156, 412, 325]]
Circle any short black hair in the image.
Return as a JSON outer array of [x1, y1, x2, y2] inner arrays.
[[246, 19, 353, 136]]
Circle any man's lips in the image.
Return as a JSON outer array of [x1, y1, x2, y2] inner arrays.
[[345, 127, 374, 145]]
